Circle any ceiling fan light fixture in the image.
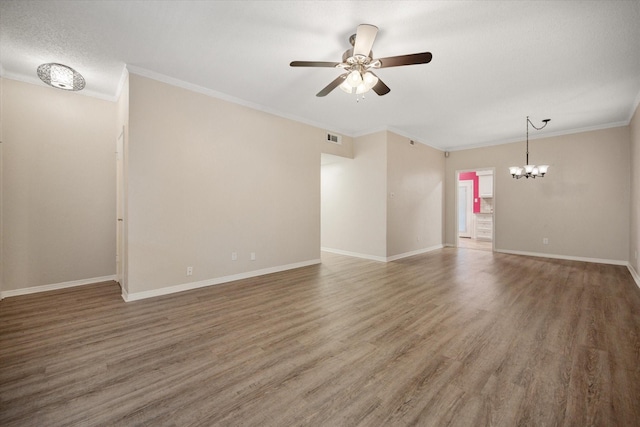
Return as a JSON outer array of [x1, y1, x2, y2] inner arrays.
[[346, 70, 363, 87], [290, 23, 432, 97], [340, 71, 378, 94], [362, 71, 378, 90], [339, 79, 355, 94], [37, 63, 85, 91]]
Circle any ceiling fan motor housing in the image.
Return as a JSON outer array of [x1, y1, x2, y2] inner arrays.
[[342, 49, 373, 65]]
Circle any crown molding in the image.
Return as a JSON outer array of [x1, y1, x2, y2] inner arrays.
[[386, 126, 446, 151], [629, 86, 640, 124], [350, 126, 446, 151], [0, 71, 118, 102], [444, 120, 630, 152], [126, 65, 353, 137]]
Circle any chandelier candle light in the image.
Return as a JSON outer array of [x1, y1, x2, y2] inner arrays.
[[509, 116, 551, 179]]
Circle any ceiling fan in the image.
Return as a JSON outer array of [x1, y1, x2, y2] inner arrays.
[[290, 24, 433, 97]]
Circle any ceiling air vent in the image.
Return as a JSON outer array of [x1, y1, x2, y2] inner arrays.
[[326, 132, 342, 145]]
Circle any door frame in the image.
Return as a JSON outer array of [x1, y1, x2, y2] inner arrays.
[[458, 180, 473, 239], [116, 127, 125, 287], [454, 168, 496, 251]]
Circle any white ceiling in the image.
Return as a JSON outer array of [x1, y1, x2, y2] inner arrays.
[[1, 1, 639, 151]]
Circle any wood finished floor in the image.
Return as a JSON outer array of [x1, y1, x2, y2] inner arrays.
[[457, 238, 492, 252], [1, 249, 639, 426]]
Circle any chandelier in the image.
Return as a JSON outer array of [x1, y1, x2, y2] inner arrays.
[[509, 116, 551, 179]]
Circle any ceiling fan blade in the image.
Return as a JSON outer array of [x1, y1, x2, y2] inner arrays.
[[353, 24, 378, 57], [316, 73, 347, 97], [370, 73, 390, 96], [290, 61, 341, 67], [377, 52, 432, 68]]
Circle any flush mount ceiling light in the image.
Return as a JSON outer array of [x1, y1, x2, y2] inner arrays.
[[37, 63, 85, 91], [509, 116, 551, 179]]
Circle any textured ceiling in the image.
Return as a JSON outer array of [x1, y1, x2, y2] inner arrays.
[[1, 0, 639, 150]]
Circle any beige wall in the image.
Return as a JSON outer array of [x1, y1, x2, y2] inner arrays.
[[321, 131, 387, 259], [1, 78, 117, 292], [321, 131, 445, 260], [445, 126, 630, 263], [321, 133, 353, 159], [387, 132, 445, 257], [630, 104, 640, 277], [1, 70, 635, 298], [127, 74, 321, 295]]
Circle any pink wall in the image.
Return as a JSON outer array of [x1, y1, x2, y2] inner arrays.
[[458, 172, 480, 213]]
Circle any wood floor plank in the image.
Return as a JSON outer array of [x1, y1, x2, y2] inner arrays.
[[565, 346, 614, 426], [1, 249, 640, 426]]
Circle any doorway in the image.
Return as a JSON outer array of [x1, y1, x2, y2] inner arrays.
[[456, 169, 494, 251]]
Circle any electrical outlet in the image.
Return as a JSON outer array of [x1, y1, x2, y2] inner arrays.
[[250, 252, 256, 261], [186, 266, 193, 276], [543, 238, 549, 245], [231, 252, 238, 261]]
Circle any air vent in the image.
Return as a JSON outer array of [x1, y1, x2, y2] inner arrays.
[[326, 132, 342, 145]]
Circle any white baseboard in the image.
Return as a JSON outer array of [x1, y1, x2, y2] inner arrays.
[[321, 247, 387, 262], [123, 259, 321, 302], [0, 275, 117, 300], [495, 249, 627, 266], [628, 263, 640, 289], [121, 287, 130, 302], [321, 245, 444, 263], [386, 245, 444, 262]]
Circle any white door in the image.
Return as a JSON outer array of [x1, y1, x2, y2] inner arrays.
[[458, 181, 473, 238], [116, 127, 125, 286]]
